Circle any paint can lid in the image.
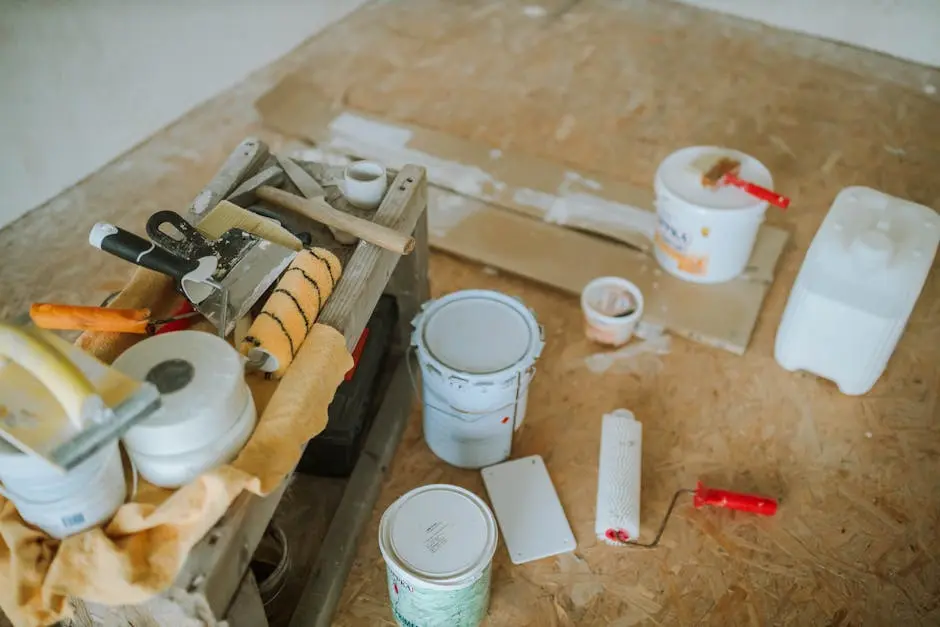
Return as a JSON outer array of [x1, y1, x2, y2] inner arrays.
[[112, 331, 249, 456], [416, 290, 543, 377], [656, 146, 773, 211], [379, 484, 497, 589]]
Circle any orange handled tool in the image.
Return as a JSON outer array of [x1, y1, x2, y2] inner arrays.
[[30, 303, 200, 335]]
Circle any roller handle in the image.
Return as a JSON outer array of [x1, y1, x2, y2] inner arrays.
[[89, 222, 200, 281], [693, 482, 778, 516], [722, 173, 790, 209], [30, 303, 152, 334]]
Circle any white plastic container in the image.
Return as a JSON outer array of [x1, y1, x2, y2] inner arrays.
[[0, 441, 126, 539], [342, 160, 388, 210], [412, 290, 544, 469], [379, 484, 498, 627], [112, 331, 257, 487], [775, 187, 940, 395], [581, 277, 644, 346], [654, 146, 773, 283]]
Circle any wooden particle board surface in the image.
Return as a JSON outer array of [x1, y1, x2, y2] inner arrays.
[[1, 1, 939, 626]]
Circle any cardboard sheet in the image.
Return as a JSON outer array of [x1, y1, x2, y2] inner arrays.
[[256, 77, 789, 353], [256, 75, 788, 284]]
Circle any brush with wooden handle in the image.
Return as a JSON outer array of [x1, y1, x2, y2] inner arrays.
[[196, 200, 304, 251], [256, 186, 415, 255], [701, 157, 790, 209], [30, 303, 201, 335]]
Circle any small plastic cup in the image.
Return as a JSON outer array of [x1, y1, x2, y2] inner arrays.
[[581, 277, 644, 347]]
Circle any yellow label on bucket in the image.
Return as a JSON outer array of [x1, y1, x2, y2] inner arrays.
[[655, 232, 709, 275]]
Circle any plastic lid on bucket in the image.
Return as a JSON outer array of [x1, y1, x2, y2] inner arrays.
[[379, 484, 497, 590], [418, 290, 542, 376], [656, 146, 773, 211]]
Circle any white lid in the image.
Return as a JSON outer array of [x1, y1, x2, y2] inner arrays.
[[379, 484, 497, 589], [656, 146, 773, 210], [112, 331, 249, 456], [418, 290, 541, 376]]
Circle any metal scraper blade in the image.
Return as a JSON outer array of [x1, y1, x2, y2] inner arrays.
[[201, 238, 296, 337]]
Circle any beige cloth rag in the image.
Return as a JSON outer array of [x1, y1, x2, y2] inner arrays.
[[0, 270, 353, 627]]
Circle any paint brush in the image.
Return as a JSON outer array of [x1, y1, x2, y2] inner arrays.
[[196, 200, 304, 251], [700, 157, 790, 209]]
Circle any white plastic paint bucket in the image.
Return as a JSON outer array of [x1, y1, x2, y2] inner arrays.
[[654, 146, 773, 283], [581, 277, 644, 346], [0, 441, 126, 539], [379, 484, 498, 627], [112, 330, 257, 488], [411, 290, 544, 469]]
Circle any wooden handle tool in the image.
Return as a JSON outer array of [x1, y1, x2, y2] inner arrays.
[[30, 303, 200, 334], [256, 186, 415, 255]]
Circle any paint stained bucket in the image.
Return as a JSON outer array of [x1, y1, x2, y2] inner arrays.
[[654, 146, 772, 283], [379, 484, 498, 627], [581, 277, 644, 346], [0, 441, 126, 539], [411, 290, 544, 469]]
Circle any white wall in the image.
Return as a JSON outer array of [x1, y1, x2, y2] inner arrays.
[[0, 1, 368, 230], [672, 0, 940, 68]]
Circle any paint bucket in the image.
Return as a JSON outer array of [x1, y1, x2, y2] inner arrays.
[[379, 484, 498, 627], [653, 146, 773, 283], [112, 331, 257, 488], [581, 277, 643, 346], [0, 441, 126, 539], [411, 290, 544, 469]]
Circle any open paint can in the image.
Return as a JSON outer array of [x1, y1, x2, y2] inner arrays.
[[412, 290, 544, 469], [379, 484, 498, 627], [0, 441, 126, 539], [654, 146, 772, 283], [581, 277, 643, 346]]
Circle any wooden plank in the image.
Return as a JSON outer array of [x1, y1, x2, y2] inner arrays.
[[318, 165, 428, 350], [256, 74, 787, 285], [225, 572, 269, 627], [426, 187, 780, 354]]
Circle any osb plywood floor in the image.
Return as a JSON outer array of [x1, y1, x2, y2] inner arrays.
[[1, 1, 938, 626]]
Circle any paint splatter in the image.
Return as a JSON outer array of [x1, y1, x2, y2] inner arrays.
[[523, 5, 548, 18]]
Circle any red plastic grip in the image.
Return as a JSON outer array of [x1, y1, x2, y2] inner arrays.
[[154, 301, 196, 335], [693, 482, 778, 516], [723, 173, 790, 209]]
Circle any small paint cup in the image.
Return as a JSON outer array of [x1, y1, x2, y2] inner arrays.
[[342, 161, 388, 210], [581, 277, 644, 347]]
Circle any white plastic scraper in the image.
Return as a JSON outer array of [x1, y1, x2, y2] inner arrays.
[[595, 409, 642, 544]]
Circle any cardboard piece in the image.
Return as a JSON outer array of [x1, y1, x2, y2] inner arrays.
[[256, 74, 788, 284], [426, 187, 778, 354], [257, 75, 790, 353]]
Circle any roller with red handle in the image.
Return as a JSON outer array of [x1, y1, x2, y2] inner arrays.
[[607, 481, 778, 548]]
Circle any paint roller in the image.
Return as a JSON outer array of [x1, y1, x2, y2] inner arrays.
[[240, 247, 342, 379], [595, 409, 777, 547]]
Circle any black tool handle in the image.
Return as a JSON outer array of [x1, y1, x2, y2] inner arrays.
[[89, 222, 199, 281], [146, 210, 212, 257]]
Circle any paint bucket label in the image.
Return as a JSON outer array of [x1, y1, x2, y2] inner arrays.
[[386, 564, 492, 627]]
